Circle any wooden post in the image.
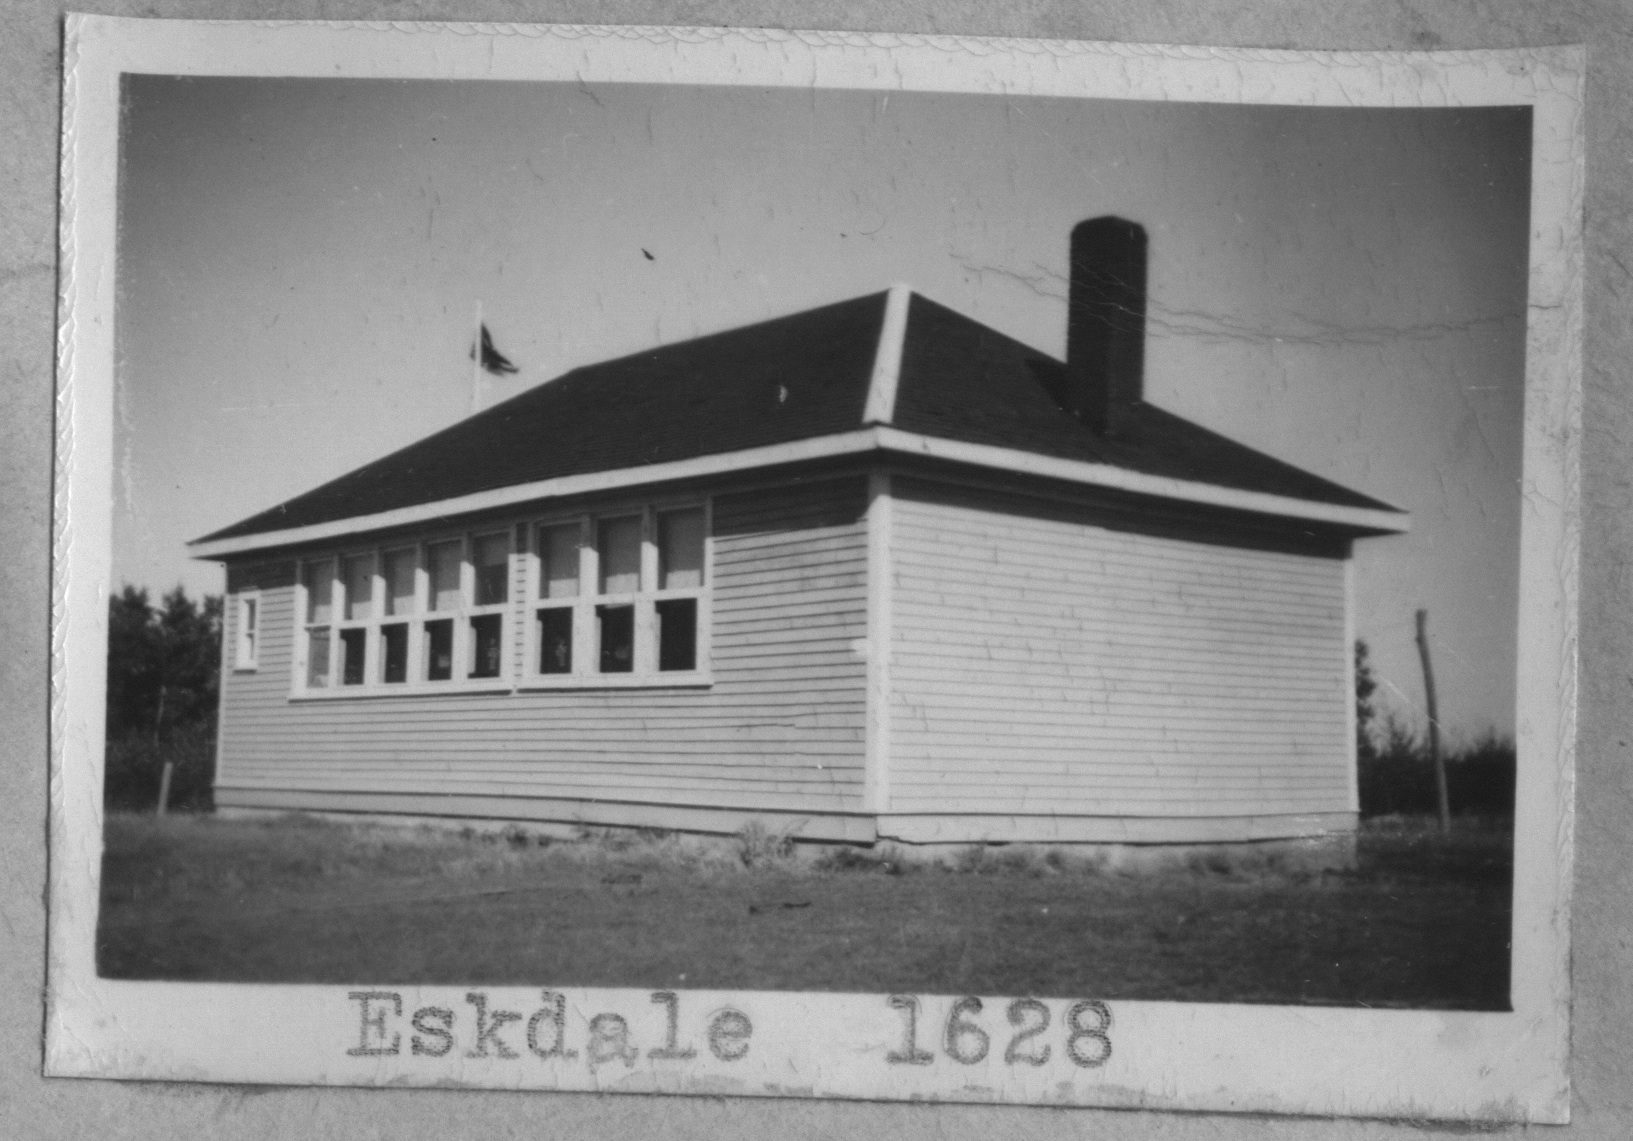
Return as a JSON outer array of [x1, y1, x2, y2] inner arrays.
[[153, 683, 169, 815], [156, 762, 174, 817], [1414, 609, 1450, 834]]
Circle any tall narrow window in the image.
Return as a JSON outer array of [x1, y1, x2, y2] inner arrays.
[[655, 507, 706, 672], [303, 560, 334, 688], [380, 547, 416, 684], [595, 516, 642, 674], [233, 594, 259, 670], [536, 522, 580, 675], [338, 554, 375, 686], [468, 532, 510, 679], [424, 540, 462, 681]]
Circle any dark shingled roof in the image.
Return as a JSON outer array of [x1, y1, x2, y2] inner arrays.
[[199, 289, 1392, 544], [202, 293, 888, 543], [891, 294, 1391, 511]]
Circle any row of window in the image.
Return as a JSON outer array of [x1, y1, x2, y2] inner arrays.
[[233, 503, 710, 692]]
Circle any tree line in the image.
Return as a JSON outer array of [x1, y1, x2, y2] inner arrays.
[[105, 584, 221, 810], [1353, 640, 1514, 818]]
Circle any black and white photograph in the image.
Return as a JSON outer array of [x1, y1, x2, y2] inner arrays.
[[47, 18, 1580, 1123]]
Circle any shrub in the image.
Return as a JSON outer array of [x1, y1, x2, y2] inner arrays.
[[103, 721, 216, 812], [735, 820, 797, 867], [814, 846, 885, 873]]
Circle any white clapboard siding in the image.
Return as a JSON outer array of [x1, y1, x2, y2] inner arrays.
[[887, 477, 1351, 818], [216, 478, 869, 815]]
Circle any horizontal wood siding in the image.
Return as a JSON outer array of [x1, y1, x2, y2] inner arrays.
[[888, 477, 1351, 818], [215, 478, 869, 817]]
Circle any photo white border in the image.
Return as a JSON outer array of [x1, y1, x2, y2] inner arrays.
[[49, 15, 1582, 1123]]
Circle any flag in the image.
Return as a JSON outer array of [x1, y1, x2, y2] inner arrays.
[[474, 323, 519, 376]]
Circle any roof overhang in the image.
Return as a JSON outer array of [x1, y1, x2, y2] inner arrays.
[[188, 425, 1409, 560]]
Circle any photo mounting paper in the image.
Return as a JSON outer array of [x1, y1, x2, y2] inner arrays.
[[52, 16, 1580, 1123]]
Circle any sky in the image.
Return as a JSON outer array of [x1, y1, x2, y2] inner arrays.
[[114, 77, 1531, 740]]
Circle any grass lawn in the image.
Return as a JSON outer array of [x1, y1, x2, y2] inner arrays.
[[96, 812, 1512, 1009]]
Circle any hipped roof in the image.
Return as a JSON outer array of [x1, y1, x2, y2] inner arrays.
[[192, 289, 1406, 557]]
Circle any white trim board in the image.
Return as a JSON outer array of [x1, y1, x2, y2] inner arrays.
[[861, 284, 912, 426], [189, 426, 1410, 559], [863, 470, 894, 815]]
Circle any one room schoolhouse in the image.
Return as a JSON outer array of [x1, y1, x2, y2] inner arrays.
[[190, 218, 1408, 848]]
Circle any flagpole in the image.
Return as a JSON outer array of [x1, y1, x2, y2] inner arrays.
[[470, 300, 483, 415]]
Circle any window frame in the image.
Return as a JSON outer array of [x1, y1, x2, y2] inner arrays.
[[290, 526, 521, 699], [520, 497, 713, 690], [377, 543, 422, 686], [297, 556, 338, 691], [335, 549, 379, 686], [464, 529, 515, 681], [231, 591, 260, 672]]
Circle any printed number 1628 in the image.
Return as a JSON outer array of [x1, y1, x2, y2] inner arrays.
[[885, 995, 1112, 1068]]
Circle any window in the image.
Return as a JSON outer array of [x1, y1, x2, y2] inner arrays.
[[528, 502, 709, 684], [468, 533, 510, 679], [380, 547, 416, 684], [302, 560, 334, 688], [535, 523, 580, 675], [289, 509, 702, 696], [233, 593, 260, 670], [424, 539, 462, 682], [337, 553, 375, 686], [596, 515, 641, 673], [295, 530, 515, 695], [655, 506, 705, 673]]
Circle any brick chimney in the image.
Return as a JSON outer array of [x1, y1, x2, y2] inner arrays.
[[1065, 216, 1147, 435]]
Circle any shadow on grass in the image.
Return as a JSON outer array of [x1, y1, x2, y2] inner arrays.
[[97, 812, 1511, 1009]]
